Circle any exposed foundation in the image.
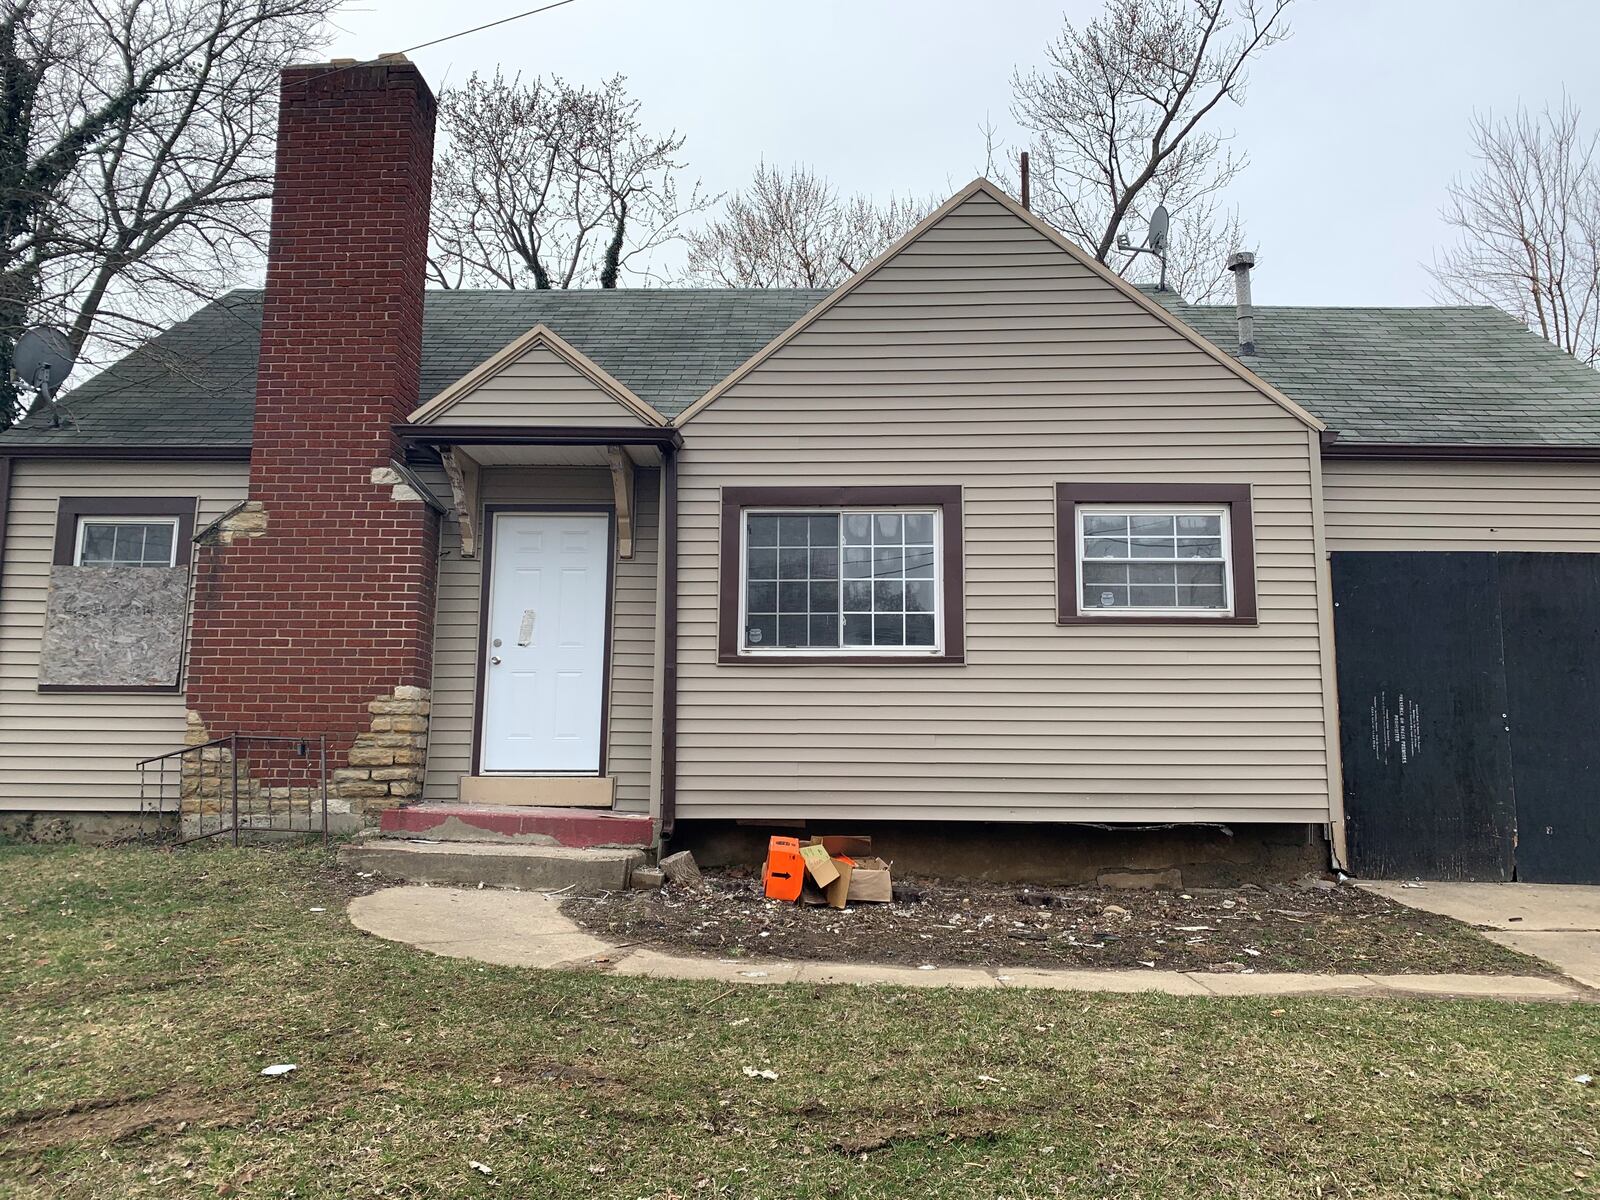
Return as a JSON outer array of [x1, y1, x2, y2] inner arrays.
[[673, 820, 1331, 888], [0, 811, 175, 844]]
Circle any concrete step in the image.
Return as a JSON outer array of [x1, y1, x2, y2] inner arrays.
[[377, 803, 654, 848], [340, 837, 644, 893]]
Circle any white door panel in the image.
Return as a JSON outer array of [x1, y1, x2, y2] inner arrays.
[[481, 513, 609, 773]]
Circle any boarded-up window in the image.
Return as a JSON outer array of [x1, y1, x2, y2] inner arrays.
[[38, 497, 197, 691]]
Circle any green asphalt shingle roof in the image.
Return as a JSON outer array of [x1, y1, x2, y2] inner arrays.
[[0, 288, 829, 448], [4, 286, 1599, 449], [1149, 293, 1600, 446]]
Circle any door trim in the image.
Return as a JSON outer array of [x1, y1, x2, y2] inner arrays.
[[471, 504, 617, 777]]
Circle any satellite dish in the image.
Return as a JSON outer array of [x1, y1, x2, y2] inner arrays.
[[14, 326, 76, 392], [1146, 204, 1170, 253]]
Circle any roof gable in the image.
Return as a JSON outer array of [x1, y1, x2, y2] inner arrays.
[[409, 323, 667, 427], [674, 178, 1324, 432]]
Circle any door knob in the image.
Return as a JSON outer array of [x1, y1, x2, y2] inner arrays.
[[490, 655, 502, 665]]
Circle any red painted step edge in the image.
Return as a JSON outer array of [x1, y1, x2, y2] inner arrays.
[[378, 804, 655, 848]]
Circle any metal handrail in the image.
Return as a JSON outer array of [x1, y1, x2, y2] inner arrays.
[[137, 733, 329, 846]]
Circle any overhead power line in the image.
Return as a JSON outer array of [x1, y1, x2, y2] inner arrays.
[[296, 0, 584, 87]]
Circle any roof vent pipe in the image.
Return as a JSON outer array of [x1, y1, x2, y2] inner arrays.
[[1226, 250, 1256, 356]]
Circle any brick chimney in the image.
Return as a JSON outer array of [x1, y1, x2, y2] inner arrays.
[[185, 59, 440, 815]]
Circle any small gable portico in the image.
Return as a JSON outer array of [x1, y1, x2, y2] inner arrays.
[[400, 322, 682, 826]]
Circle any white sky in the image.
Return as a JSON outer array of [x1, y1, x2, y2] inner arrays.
[[325, 0, 1600, 306]]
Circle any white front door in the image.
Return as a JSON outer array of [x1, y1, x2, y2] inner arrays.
[[480, 512, 610, 773]]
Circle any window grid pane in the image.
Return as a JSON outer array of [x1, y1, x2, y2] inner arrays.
[[1079, 509, 1229, 612], [745, 509, 938, 652], [77, 520, 177, 568], [743, 513, 839, 648]]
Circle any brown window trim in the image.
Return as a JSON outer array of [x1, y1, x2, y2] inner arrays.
[[718, 485, 965, 665], [1055, 483, 1257, 626], [52, 496, 198, 567]]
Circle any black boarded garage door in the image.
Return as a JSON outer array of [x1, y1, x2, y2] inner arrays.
[[1332, 552, 1600, 883]]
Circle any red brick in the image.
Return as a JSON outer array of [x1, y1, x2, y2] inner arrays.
[[187, 61, 439, 760]]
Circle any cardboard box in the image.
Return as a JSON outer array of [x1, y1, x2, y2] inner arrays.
[[844, 856, 892, 903], [799, 843, 840, 887], [825, 859, 853, 909]]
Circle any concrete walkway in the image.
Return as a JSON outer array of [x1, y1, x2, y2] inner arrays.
[[1361, 880, 1600, 990], [347, 886, 1594, 1001]]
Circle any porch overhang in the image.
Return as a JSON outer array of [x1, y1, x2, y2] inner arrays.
[[396, 422, 682, 466]]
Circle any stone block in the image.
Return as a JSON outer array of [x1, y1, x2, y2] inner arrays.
[[333, 781, 390, 800], [369, 766, 416, 782], [388, 781, 422, 798], [348, 746, 395, 767], [331, 768, 372, 783], [393, 685, 429, 702]]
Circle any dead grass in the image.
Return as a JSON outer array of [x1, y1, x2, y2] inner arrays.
[[2, 843, 1598, 1199]]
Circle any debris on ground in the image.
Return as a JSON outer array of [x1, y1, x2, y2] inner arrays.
[[259, 1064, 297, 1077], [742, 1067, 779, 1080], [564, 865, 1554, 975], [657, 850, 703, 889]]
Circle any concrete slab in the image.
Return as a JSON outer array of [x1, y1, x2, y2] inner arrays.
[[1366, 973, 1581, 999], [994, 969, 1206, 994], [1188, 972, 1376, 996], [339, 838, 643, 892], [378, 803, 654, 848], [348, 887, 612, 967], [794, 962, 997, 989], [611, 950, 804, 984], [1359, 880, 1600, 990], [1487, 932, 1600, 990], [1359, 881, 1600, 931]]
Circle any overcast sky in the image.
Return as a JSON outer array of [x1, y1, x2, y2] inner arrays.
[[325, 0, 1600, 306]]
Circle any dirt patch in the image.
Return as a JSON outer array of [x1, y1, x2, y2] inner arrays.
[[1, 1090, 252, 1156], [563, 871, 1552, 976]]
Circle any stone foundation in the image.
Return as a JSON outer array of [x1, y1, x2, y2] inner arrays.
[[0, 811, 175, 844], [179, 685, 430, 825]]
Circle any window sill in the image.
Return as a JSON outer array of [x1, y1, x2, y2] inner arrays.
[[718, 651, 966, 666], [1057, 613, 1258, 627], [38, 683, 183, 694]]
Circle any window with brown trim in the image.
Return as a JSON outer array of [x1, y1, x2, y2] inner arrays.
[[1055, 484, 1257, 625], [52, 497, 197, 567], [719, 486, 965, 664]]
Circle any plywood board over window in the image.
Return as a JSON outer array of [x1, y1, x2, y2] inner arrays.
[[37, 496, 197, 692]]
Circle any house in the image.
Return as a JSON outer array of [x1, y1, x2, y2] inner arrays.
[[2, 59, 1597, 884]]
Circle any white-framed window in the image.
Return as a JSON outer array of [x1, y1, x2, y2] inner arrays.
[[74, 517, 181, 568], [740, 508, 942, 654], [1075, 504, 1232, 616]]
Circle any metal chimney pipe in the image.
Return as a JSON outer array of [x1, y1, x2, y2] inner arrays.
[[1020, 151, 1030, 210], [1226, 250, 1257, 356]]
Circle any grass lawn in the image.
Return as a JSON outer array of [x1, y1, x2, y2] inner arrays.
[[2, 844, 1597, 1199]]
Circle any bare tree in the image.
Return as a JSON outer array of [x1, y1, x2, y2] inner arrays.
[[682, 161, 933, 289], [1008, 0, 1291, 302], [1430, 98, 1600, 366], [428, 71, 711, 291], [0, 0, 334, 426]]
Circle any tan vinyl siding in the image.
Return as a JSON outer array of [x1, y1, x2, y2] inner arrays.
[[676, 191, 1332, 825], [426, 344, 651, 427], [0, 457, 248, 811], [422, 466, 659, 812], [1322, 458, 1600, 551]]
